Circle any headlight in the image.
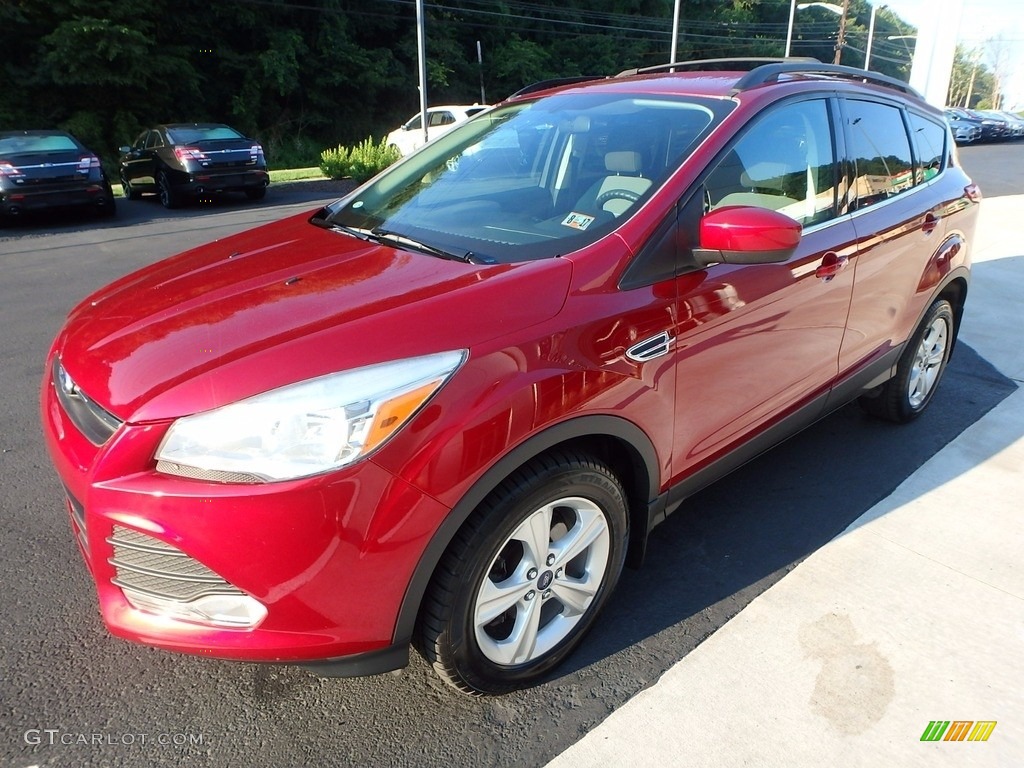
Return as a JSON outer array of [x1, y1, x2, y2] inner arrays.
[[155, 350, 466, 482]]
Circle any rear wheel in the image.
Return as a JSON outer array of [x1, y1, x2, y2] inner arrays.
[[157, 170, 182, 209], [245, 186, 267, 201], [417, 451, 628, 695], [860, 298, 954, 422]]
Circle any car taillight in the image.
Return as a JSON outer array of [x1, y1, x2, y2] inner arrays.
[[250, 144, 264, 162], [174, 146, 207, 162], [77, 155, 101, 172], [0, 161, 23, 178]]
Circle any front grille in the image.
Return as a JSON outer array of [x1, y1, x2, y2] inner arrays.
[[107, 526, 245, 602], [53, 360, 122, 445]]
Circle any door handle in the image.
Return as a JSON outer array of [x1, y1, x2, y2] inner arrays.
[[922, 212, 940, 234], [815, 252, 848, 281]]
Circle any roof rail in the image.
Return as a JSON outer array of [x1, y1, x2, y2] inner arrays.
[[509, 75, 608, 99], [729, 61, 923, 99], [617, 57, 818, 78]]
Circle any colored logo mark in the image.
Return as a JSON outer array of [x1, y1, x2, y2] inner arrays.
[[920, 720, 997, 742]]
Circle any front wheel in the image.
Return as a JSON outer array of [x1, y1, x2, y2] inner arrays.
[[417, 451, 628, 695], [860, 298, 954, 422], [120, 173, 140, 201]]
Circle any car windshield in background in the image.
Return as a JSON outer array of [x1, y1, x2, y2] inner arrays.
[[166, 125, 245, 143], [324, 93, 727, 263], [0, 135, 80, 155]]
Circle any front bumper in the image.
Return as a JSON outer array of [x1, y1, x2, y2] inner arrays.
[[41, 359, 448, 667]]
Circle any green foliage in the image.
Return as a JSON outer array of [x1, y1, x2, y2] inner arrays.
[[0, 0, 1004, 167], [320, 137, 401, 183]]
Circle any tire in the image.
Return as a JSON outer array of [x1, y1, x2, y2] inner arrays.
[[417, 450, 629, 695], [96, 194, 116, 218], [121, 174, 140, 201], [157, 170, 182, 209], [860, 298, 954, 423], [245, 186, 267, 201]]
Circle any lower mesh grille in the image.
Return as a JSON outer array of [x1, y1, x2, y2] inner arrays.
[[106, 526, 244, 602]]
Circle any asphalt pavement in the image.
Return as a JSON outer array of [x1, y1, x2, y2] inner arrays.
[[546, 194, 1024, 767]]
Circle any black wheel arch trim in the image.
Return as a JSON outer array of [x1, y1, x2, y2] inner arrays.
[[392, 414, 662, 647], [299, 640, 410, 678]]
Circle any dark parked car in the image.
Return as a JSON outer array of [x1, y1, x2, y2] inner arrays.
[[43, 60, 979, 695], [118, 123, 269, 208], [0, 130, 115, 222], [947, 107, 1008, 141], [943, 109, 981, 144]]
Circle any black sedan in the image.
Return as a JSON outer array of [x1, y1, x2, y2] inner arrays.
[[118, 123, 269, 208], [0, 130, 116, 223]]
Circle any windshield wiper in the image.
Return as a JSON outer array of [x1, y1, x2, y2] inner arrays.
[[312, 215, 491, 264], [372, 228, 486, 264]]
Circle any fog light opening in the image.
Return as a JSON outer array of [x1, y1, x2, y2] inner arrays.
[[121, 588, 268, 628]]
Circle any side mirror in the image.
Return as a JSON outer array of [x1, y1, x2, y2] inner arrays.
[[694, 206, 801, 267], [118, 146, 131, 154]]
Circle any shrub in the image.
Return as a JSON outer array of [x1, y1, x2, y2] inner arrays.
[[320, 136, 401, 183]]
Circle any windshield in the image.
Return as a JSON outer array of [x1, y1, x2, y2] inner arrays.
[[323, 92, 728, 263]]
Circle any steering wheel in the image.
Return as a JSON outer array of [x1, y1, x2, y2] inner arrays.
[[595, 188, 641, 210]]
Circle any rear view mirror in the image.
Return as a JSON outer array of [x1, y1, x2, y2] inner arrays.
[[694, 205, 801, 266]]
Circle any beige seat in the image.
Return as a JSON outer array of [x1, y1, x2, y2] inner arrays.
[[575, 151, 653, 217], [714, 161, 799, 212]]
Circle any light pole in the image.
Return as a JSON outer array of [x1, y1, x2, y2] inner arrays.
[[797, 1, 849, 65], [670, 0, 681, 63], [415, 0, 428, 146], [785, 0, 797, 57], [864, 3, 886, 71]]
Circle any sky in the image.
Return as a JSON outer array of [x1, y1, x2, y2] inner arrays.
[[883, 0, 1024, 108]]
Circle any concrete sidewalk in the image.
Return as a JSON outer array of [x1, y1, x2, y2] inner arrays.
[[548, 195, 1024, 767]]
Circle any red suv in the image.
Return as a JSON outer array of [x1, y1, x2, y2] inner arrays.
[[41, 60, 979, 695]]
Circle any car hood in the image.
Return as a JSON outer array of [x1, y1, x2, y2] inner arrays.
[[55, 211, 572, 423]]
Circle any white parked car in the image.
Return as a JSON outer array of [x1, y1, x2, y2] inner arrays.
[[386, 104, 489, 155]]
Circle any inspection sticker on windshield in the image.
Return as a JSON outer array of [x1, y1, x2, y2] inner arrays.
[[561, 212, 595, 230]]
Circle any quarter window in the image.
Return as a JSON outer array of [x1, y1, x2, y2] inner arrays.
[[705, 99, 837, 227], [845, 100, 914, 210], [908, 112, 947, 183]]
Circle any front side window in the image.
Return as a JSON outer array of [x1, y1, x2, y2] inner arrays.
[[144, 131, 162, 150], [321, 93, 729, 263], [705, 98, 837, 228], [846, 100, 914, 210]]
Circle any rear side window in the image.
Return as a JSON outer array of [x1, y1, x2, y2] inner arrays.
[[845, 100, 914, 210], [908, 112, 947, 183]]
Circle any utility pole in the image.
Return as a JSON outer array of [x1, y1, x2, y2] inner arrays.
[[833, 0, 850, 64]]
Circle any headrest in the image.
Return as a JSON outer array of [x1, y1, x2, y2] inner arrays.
[[605, 151, 642, 174]]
